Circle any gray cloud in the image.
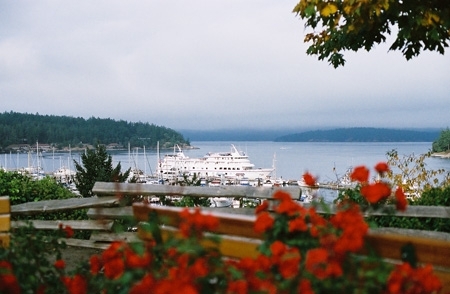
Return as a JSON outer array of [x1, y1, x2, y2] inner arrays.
[[1, 1, 449, 132]]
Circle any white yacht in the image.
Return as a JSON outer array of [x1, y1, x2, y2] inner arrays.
[[157, 144, 273, 182]]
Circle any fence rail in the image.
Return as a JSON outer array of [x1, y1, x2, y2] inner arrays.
[[2, 182, 450, 291]]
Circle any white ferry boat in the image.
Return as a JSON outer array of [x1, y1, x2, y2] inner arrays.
[[157, 144, 274, 182]]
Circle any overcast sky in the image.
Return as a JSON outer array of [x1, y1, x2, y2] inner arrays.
[[1, 1, 449, 132]]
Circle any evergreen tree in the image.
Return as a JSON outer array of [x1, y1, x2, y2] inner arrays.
[[73, 144, 131, 197], [432, 128, 450, 153]]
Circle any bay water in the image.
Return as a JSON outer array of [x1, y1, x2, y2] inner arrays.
[[3, 141, 450, 184]]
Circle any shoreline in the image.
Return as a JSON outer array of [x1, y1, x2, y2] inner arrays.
[[431, 152, 450, 159]]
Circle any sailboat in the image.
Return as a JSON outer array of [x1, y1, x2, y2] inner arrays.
[[19, 142, 46, 180]]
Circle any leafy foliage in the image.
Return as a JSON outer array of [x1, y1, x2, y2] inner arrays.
[[432, 128, 450, 153], [0, 170, 87, 230], [0, 170, 75, 205], [0, 111, 189, 151], [0, 223, 73, 294], [73, 144, 131, 197], [370, 185, 450, 233], [385, 149, 450, 198], [293, 0, 450, 67]]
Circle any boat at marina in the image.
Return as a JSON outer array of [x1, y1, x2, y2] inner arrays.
[[157, 144, 274, 182], [53, 167, 76, 184]]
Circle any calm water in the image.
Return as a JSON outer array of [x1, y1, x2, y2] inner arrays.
[[2, 141, 450, 184]]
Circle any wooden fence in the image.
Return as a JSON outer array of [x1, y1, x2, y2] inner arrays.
[[3, 182, 450, 291]]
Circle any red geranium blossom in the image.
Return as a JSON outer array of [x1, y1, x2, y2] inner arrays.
[[395, 187, 407, 211], [255, 200, 269, 214], [387, 263, 442, 294], [350, 166, 370, 183], [89, 255, 102, 275], [0, 273, 20, 294], [302, 172, 317, 186], [361, 182, 391, 204], [61, 274, 87, 294], [130, 274, 154, 294], [59, 224, 74, 238], [254, 212, 274, 233], [273, 190, 292, 201], [375, 162, 389, 174], [179, 208, 219, 238], [54, 259, 66, 270], [305, 248, 342, 279]]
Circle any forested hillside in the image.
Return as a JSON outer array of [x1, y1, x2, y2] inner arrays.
[[274, 127, 440, 142], [0, 112, 189, 151]]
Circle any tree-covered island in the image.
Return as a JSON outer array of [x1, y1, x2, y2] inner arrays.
[[0, 111, 190, 153]]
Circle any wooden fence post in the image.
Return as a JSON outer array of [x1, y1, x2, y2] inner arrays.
[[0, 196, 10, 248]]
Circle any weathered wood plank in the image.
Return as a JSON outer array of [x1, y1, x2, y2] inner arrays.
[[90, 232, 140, 243], [137, 227, 261, 259], [87, 207, 134, 219], [133, 204, 260, 239], [92, 183, 450, 219], [12, 220, 114, 231], [303, 204, 450, 219], [365, 232, 450, 268], [61, 238, 111, 250], [92, 182, 302, 200], [11, 196, 120, 215], [370, 228, 450, 241]]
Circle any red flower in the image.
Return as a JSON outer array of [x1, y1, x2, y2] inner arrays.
[[130, 274, 154, 294], [350, 166, 369, 183], [61, 274, 87, 294], [179, 208, 219, 238], [375, 162, 389, 174], [279, 249, 301, 279], [0, 260, 13, 271], [273, 190, 291, 201], [64, 226, 74, 238], [289, 217, 308, 232], [298, 279, 314, 294], [254, 212, 274, 233], [255, 200, 269, 214], [395, 187, 407, 211], [302, 172, 317, 186], [305, 248, 342, 280], [54, 259, 66, 270], [191, 258, 209, 278], [386, 263, 442, 294], [89, 255, 102, 275], [276, 197, 301, 216], [104, 257, 125, 280], [305, 248, 328, 279], [125, 248, 151, 269], [227, 280, 248, 294], [361, 182, 391, 203], [270, 240, 286, 258], [0, 273, 20, 294]]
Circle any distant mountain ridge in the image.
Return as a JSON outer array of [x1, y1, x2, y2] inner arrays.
[[274, 127, 440, 142]]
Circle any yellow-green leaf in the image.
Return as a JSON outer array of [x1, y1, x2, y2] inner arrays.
[[320, 3, 338, 17]]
